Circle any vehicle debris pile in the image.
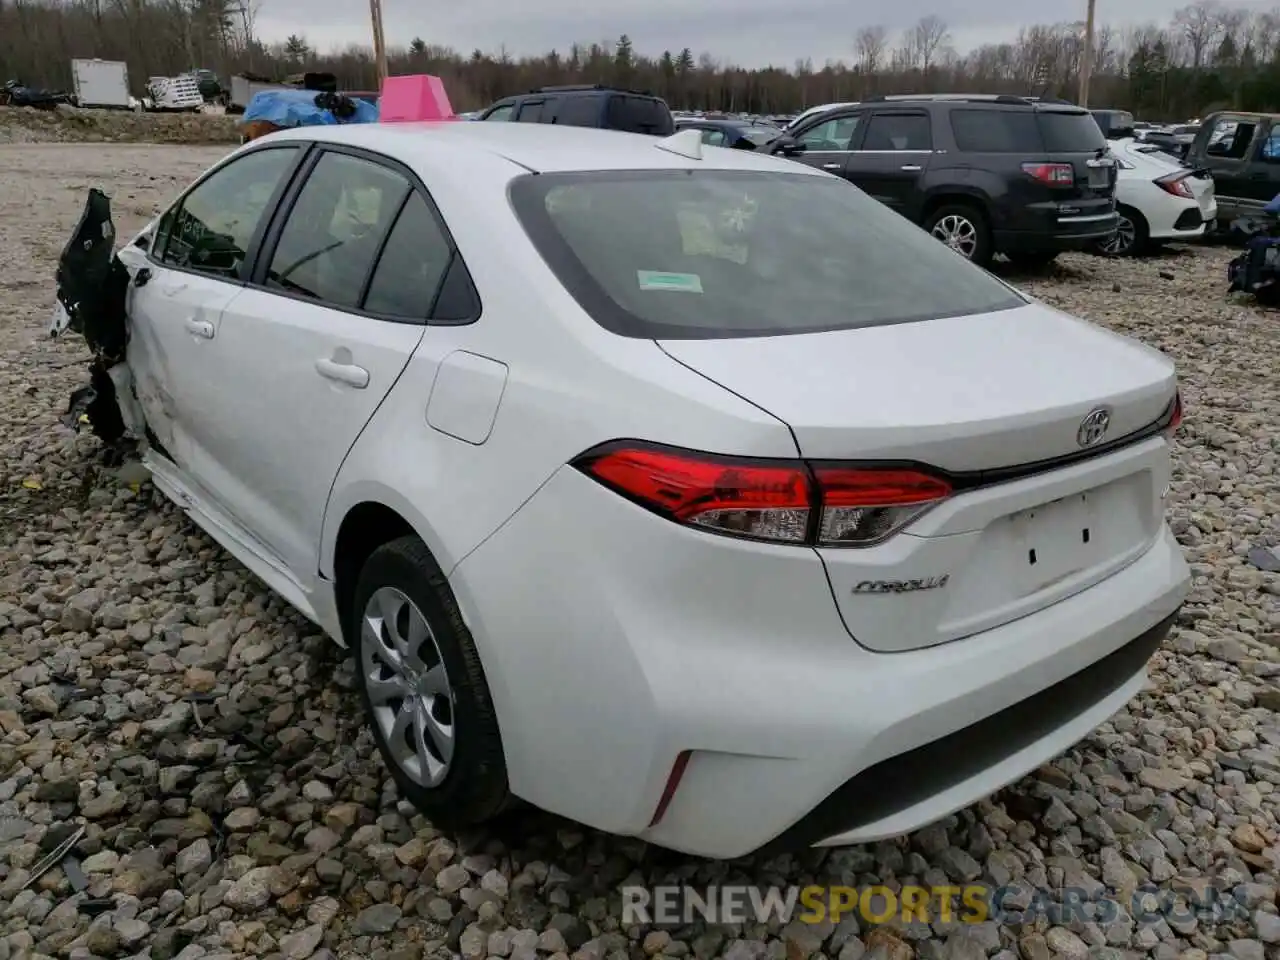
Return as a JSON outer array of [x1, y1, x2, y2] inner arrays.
[[1226, 201, 1280, 306], [50, 187, 141, 460]]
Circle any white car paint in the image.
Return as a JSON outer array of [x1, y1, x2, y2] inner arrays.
[[111, 121, 1188, 859], [1108, 137, 1217, 249]]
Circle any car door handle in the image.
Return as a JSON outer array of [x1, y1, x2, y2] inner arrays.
[[822, 162, 841, 170], [901, 164, 923, 171], [315, 357, 370, 389], [183, 318, 214, 339]]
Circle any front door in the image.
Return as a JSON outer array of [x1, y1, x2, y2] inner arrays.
[[176, 147, 457, 577], [787, 110, 865, 178], [121, 144, 305, 468], [843, 111, 933, 219], [1198, 115, 1264, 210]]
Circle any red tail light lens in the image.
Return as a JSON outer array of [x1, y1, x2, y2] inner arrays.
[[573, 444, 951, 547], [1156, 173, 1195, 199], [1166, 391, 1183, 436], [1022, 162, 1075, 186]]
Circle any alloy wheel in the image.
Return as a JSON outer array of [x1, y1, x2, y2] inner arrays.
[[1101, 213, 1136, 255], [931, 214, 979, 259], [361, 585, 456, 788]]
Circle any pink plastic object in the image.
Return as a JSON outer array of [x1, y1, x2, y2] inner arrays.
[[379, 74, 456, 122]]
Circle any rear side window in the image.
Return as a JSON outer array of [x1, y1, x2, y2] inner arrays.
[[554, 95, 603, 127], [363, 192, 452, 319], [862, 114, 931, 150], [510, 170, 1025, 340], [265, 152, 410, 309], [516, 100, 545, 123], [606, 96, 675, 135], [950, 110, 1042, 152], [1037, 111, 1107, 152]]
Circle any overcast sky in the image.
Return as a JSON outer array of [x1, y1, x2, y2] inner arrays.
[[255, 0, 1274, 69]]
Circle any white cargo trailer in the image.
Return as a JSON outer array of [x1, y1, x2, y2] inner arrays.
[[229, 74, 292, 113], [71, 58, 131, 109]]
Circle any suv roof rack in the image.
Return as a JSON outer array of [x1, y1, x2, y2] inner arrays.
[[860, 92, 1080, 106], [528, 83, 657, 97]]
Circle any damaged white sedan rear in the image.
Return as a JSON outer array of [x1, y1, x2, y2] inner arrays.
[[51, 122, 1190, 859]]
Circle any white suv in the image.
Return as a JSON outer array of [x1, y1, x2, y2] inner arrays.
[[76, 122, 1188, 859]]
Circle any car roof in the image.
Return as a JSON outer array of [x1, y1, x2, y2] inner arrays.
[[260, 121, 822, 176]]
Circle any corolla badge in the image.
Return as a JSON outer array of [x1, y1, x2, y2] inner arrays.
[[1077, 407, 1112, 448], [852, 576, 949, 595]]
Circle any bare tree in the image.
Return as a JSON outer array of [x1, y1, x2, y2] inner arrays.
[[909, 15, 950, 72], [854, 24, 889, 75], [1174, 1, 1225, 68]]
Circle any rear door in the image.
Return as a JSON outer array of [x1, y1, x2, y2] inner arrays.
[[785, 110, 865, 177], [178, 146, 440, 576], [844, 110, 932, 219]]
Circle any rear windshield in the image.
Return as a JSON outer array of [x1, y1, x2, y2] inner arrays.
[[606, 96, 675, 136], [1037, 111, 1107, 152], [509, 170, 1025, 340]]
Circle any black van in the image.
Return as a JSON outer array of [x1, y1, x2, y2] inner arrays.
[[478, 85, 675, 136]]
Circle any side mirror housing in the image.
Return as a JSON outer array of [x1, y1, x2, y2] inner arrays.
[[771, 136, 806, 157]]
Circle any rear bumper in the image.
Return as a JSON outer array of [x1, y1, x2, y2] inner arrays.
[[1216, 194, 1267, 224], [451, 463, 1190, 859], [994, 211, 1119, 252]]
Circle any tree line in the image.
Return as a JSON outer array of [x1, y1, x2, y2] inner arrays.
[[4, 0, 1280, 119]]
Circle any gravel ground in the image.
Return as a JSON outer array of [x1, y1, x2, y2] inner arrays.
[[0, 106, 239, 145], [1, 143, 1279, 960]]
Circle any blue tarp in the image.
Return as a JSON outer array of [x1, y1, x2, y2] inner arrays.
[[1265, 193, 1280, 216], [241, 88, 379, 128]]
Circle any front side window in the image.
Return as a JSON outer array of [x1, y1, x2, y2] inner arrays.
[[795, 115, 860, 151], [511, 170, 1025, 340], [157, 146, 298, 279], [701, 129, 728, 147], [265, 151, 410, 309], [484, 104, 514, 121]]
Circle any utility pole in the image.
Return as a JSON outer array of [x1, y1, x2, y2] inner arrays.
[[1078, 0, 1096, 106], [370, 0, 388, 85]]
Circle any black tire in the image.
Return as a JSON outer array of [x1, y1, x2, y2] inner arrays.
[[924, 203, 994, 268], [1093, 205, 1149, 257], [350, 535, 510, 827], [1005, 251, 1059, 269]]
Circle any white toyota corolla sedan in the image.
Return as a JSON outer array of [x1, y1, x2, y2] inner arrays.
[[96, 121, 1188, 859]]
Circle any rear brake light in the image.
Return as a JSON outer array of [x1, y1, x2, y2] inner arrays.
[[1022, 162, 1075, 186], [1166, 392, 1183, 436], [1156, 173, 1195, 199], [573, 444, 952, 547]]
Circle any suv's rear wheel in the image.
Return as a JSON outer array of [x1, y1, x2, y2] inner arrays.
[[351, 535, 510, 827], [925, 204, 993, 267]]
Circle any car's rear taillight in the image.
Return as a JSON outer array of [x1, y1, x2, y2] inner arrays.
[[1021, 162, 1075, 186], [1156, 173, 1195, 199], [573, 444, 952, 547], [1166, 391, 1183, 437]]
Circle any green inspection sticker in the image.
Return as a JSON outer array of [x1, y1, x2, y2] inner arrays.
[[637, 270, 704, 293]]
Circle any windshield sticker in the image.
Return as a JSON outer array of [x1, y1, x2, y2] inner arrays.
[[638, 271, 703, 293]]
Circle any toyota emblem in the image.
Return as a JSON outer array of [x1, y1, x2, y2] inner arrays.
[[1077, 407, 1112, 448]]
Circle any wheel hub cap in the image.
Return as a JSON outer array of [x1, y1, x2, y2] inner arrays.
[[361, 586, 455, 788], [931, 214, 978, 258]]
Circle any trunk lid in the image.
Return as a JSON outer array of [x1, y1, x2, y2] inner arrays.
[[660, 302, 1177, 653], [658, 300, 1175, 471]]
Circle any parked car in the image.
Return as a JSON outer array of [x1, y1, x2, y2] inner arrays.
[[1100, 138, 1216, 255], [477, 84, 674, 135], [1184, 111, 1280, 228], [675, 117, 783, 150], [75, 122, 1187, 860], [770, 94, 1119, 268], [1140, 124, 1200, 161]]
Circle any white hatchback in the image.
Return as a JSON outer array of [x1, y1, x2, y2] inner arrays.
[[97, 122, 1188, 859], [1101, 137, 1217, 255]]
